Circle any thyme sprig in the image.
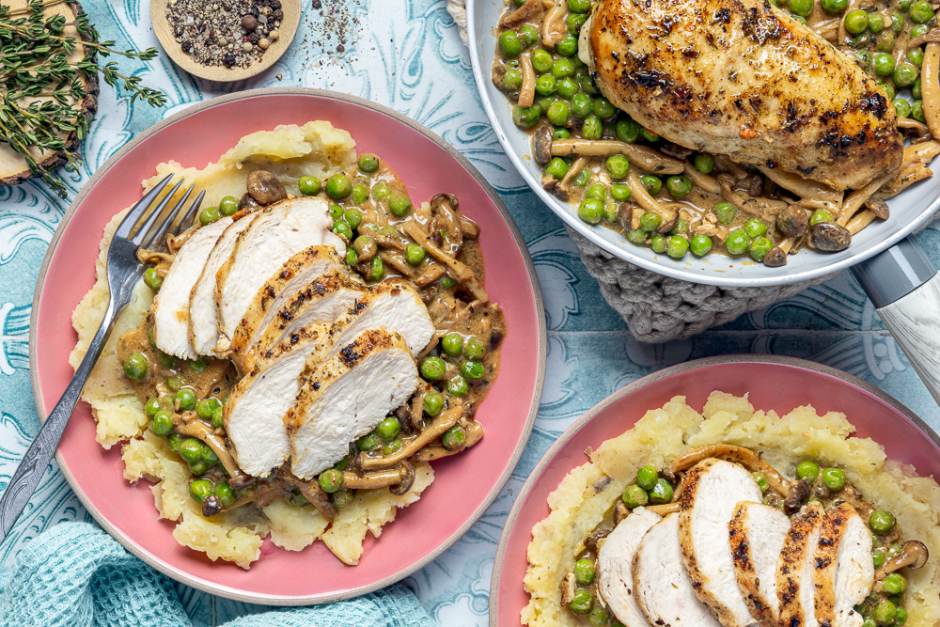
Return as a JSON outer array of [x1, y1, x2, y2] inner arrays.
[[0, 0, 166, 197]]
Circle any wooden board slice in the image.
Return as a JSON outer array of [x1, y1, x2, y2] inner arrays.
[[0, 0, 98, 189], [150, 0, 301, 83]]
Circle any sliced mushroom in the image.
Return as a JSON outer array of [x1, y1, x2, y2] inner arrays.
[[784, 478, 812, 514], [499, 0, 545, 27], [246, 170, 288, 205], [533, 121, 553, 165], [664, 444, 791, 494], [390, 460, 416, 496], [875, 541, 929, 579]]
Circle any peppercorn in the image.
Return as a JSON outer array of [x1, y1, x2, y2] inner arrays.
[[241, 15, 258, 31]]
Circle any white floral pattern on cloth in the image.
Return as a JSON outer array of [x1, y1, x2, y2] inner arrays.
[[0, 1, 938, 625]]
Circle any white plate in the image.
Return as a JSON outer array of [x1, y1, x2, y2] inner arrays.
[[467, 1, 940, 287]]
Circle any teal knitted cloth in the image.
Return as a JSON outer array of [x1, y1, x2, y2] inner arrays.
[[0, 522, 437, 627]]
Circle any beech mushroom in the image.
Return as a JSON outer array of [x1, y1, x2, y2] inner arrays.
[[412, 422, 484, 462], [763, 246, 787, 267], [550, 139, 685, 174], [246, 169, 287, 205], [499, 0, 544, 27], [646, 502, 682, 515], [390, 460, 416, 496], [560, 572, 577, 606], [875, 541, 929, 579], [361, 407, 464, 470], [613, 501, 629, 526], [784, 478, 812, 514], [286, 476, 338, 520], [533, 121, 553, 166]]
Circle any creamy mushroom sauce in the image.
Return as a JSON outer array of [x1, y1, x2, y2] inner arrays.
[[563, 449, 919, 626], [491, 0, 935, 267], [117, 156, 505, 519]]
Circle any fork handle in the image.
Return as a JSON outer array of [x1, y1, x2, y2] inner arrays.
[[0, 297, 118, 542]]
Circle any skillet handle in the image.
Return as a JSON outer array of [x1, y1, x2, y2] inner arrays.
[[851, 235, 940, 406]]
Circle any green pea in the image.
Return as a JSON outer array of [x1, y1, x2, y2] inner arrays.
[[545, 157, 569, 179], [743, 217, 768, 238], [166, 375, 183, 391], [811, 209, 833, 225], [196, 398, 220, 420], [203, 445, 219, 466], [199, 206, 221, 225], [878, 81, 896, 100], [913, 79, 922, 100], [160, 436, 180, 457], [588, 605, 608, 626], [150, 410, 174, 436], [556, 77, 579, 99], [749, 237, 774, 262], [518, 24, 539, 47], [725, 230, 750, 255], [442, 425, 466, 450], [535, 94, 558, 113], [601, 155, 629, 181], [874, 30, 894, 52], [440, 276, 457, 289], [353, 154, 379, 175], [626, 229, 648, 246], [420, 356, 446, 381], [424, 392, 445, 417], [376, 416, 401, 442], [820, 0, 847, 12], [793, 15, 808, 24], [857, 50, 873, 67], [641, 174, 662, 195], [465, 337, 486, 360], [368, 255, 384, 281], [870, 510, 896, 534], [900, 0, 913, 10], [912, 23, 929, 38], [874, 52, 895, 77], [357, 432, 378, 452], [123, 352, 148, 380], [398, 244, 424, 268], [821, 467, 846, 490], [883, 573, 907, 595], [754, 473, 770, 492], [180, 438, 203, 464], [873, 547, 887, 568], [325, 174, 353, 199], [190, 479, 213, 503], [573, 168, 592, 187], [560, 35, 582, 57], [649, 478, 674, 503], [574, 557, 597, 585], [640, 211, 662, 232], [908, 47, 925, 68], [914, 99, 926, 122], [535, 74, 557, 96], [503, 68, 522, 91], [636, 465, 658, 491], [579, 199, 604, 225], [693, 153, 715, 174], [145, 397, 161, 416], [216, 195, 239, 217], [350, 185, 368, 206], [319, 468, 345, 493], [552, 58, 575, 80], [333, 220, 353, 240], [894, 63, 919, 87], [211, 405, 224, 429], [144, 267, 163, 291], [372, 182, 392, 201], [447, 375, 469, 397], [640, 127, 659, 142], [546, 100, 570, 126], [667, 235, 689, 259], [568, 588, 594, 614], [616, 118, 641, 143], [671, 217, 690, 235], [863, 618, 877, 627], [188, 359, 207, 374], [873, 600, 897, 626], [604, 203, 619, 222], [790, 0, 814, 17], [512, 105, 541, 128], [887, 543, 903, 558], [853, 32, 870, 47], [868, 12, 885, 32], [666, 175, 692, 198], [893, 98, 911, 119], [567, 12, 588, 33], [891, 13, 903, 33], [461, 360, 485, 380], [382, 438, 404, 456], [709, 202, 734, 225], [571, 94, 592, 118], [387, 194, 411, 217], [531, 49, 553, 73], [911, 0, 933, 21], [569, 0, 591, 12], [586, 183, 607, 202], [896, 607, 908, 626], [326, 488, 352, 508], [210, 482, 235, 507], [611, 183, 631, 202], [553, 126, 571, 140], [845, 10, 869, 34], [499, 30, 523, 56], [593, 97, 616, 119], [582, 115, 603, 139], [174, 389, 196, 412], [650, 233, 667, 253], [690, 234, 713, 257]]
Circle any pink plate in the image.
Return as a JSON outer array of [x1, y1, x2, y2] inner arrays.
[[28, 89, 546, 604], [490, 355, 940, 626]]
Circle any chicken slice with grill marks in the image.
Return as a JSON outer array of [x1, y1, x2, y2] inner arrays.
[[215, 196, 345, 355], [286, 329, 419, 479], [634, 513, 724, 627], [814, 503, 874, 627], [228, 245, 358, 373], [679, 458, 763, 627], [598, 507, 662, 627], [153, 217, 233, 359], [729, 502, 791, 626], [777, 502, 826, 627], [584, 0, 903, 190]]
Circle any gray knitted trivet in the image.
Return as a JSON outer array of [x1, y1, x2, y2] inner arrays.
[[445, 1, 905, 343]]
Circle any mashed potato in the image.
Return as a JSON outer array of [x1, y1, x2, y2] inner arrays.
[[522, 392, 940, 627], [69, 122, 434, 569]]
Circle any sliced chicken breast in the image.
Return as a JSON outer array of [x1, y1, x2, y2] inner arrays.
[[635, 513, 724, 627], [223, 325, 333, 477], [598, 507, 662, 627], [730, 502, 791, 625], [153, 217, 233, 359], [814, 503, 874, 627], [189, 214, 257, 356], [679, 459, 763, 627], [287, 329, 419, 479], [778, 502, 826, 627], [215, 196, 344, 354], [227, 245, 354, 372]]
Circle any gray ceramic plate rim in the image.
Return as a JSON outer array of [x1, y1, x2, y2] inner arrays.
[[27, 87, 548, 605], [466, 2, 940, 288], [488, 354, 940, 625]]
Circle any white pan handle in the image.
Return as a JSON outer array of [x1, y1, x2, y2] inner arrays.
[[852, 236, 940, 406]]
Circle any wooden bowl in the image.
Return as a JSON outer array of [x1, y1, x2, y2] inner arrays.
[[150, 0, 301, 82]]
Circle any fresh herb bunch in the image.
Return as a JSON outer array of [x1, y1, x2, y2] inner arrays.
[[0, 0, 167, 197]]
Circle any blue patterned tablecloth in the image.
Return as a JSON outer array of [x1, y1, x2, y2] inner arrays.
[[2, 1, 939, 624]]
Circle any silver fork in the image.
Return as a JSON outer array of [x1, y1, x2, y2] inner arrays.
[[0, 175, 205, 542]]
